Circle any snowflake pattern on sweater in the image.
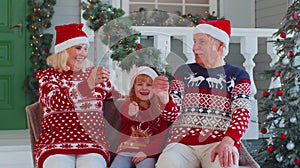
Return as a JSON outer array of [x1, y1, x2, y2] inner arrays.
[[163, 63, 251, 151], [34, 67, 112, 168]]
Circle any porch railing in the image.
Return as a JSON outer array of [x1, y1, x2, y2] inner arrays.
[[95, 26, 278, 139]]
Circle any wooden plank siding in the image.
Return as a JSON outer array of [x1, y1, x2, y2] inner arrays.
[[255, 0, 288, 122], [254, 0, 288, 98], [51, 0, 80, 24], [44, 0, 81, 54], [255, 0, 287, 28]]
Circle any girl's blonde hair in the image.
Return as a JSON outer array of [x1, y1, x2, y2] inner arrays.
[[46, 50, 92, 72]]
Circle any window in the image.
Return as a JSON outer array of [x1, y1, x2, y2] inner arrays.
[[125, 0, 218, 16]]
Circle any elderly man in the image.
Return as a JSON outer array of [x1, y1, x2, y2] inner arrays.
[[155, 20, 252, 168]]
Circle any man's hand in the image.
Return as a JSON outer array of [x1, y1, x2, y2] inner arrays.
[[152, 76, 169, 104], [211, 136, 237, 168]]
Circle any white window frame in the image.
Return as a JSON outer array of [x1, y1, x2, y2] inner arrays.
[[121, 0, 218, 16], [80, 0, 218, 40]]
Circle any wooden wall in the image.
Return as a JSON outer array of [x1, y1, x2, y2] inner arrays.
[[254, 0, 288, 122], [256, 0, 288, 28], [254, 0, 289, 99], [44, 0, 81, 53]]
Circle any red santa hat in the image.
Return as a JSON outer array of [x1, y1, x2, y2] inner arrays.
[[193, 20, 231, 56], [130, 66, 158, 88], [54, 23, 89, 54]]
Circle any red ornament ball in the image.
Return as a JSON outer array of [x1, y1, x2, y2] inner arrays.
[[274, 71, 281, 77], [288, 51, 294, 57], [263, 91, 270, 97], [280, 32, 286, 38], [258, 148, 264, 153], [295, 158, 300, 165], [277, 89, 283, 96], [279, 133, 286, 140], [136, 43, 142, 51], [34, 11, 39, 17], [261, 128, 268, 134], [98, 18, 105, 24], [272, 107, 278, 113], [267, 146, 274, 152], [44, 48, 49, 54], [292, 12, 298, 19]]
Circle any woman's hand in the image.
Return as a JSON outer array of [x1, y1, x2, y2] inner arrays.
[[87, 66, 110, 89], [128, 101, 139, 117], [132, 152, 147, 163], [153, 76, 169, 104], [211, 136, 237, 168]]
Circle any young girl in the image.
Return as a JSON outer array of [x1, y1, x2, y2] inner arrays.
[[110, 66, 179, 168]]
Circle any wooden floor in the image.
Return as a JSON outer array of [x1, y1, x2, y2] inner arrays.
[[0, 130, 33, 168]]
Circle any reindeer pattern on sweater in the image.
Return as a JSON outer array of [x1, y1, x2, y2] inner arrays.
[[162, 63, 252, 151]]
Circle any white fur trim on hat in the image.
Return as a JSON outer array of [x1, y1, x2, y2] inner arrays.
[[194, 24, 230, 57], [54, 36, 89, 54], [130, 66, 158, 88]]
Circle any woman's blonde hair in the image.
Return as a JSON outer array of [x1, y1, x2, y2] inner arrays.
[[46, 49, 92, 72]]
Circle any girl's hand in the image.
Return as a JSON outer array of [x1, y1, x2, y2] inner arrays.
[[87, 67, 110, 89], [132, 152, 147, 163], [128, 101, 139, 117]]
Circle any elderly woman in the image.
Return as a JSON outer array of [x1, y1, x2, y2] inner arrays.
[[34, 23, 112, 168]]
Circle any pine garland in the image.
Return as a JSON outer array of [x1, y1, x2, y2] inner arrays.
[[130, 9, 224, 27], [81, 0, 169, 77], [23, 0, 225, 101], [24, 0, 56, 101], [81, 0, 125, 31], [81, 1, 225, 78], [81, 0, 141, 63]]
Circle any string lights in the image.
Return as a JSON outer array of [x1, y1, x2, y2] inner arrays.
[[24, 0, 56, 101]]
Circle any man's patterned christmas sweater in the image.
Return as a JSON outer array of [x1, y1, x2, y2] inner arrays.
[[162, 63, 251, 151]]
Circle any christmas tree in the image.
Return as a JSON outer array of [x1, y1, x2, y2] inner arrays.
[[255, 1, 300, 167]]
